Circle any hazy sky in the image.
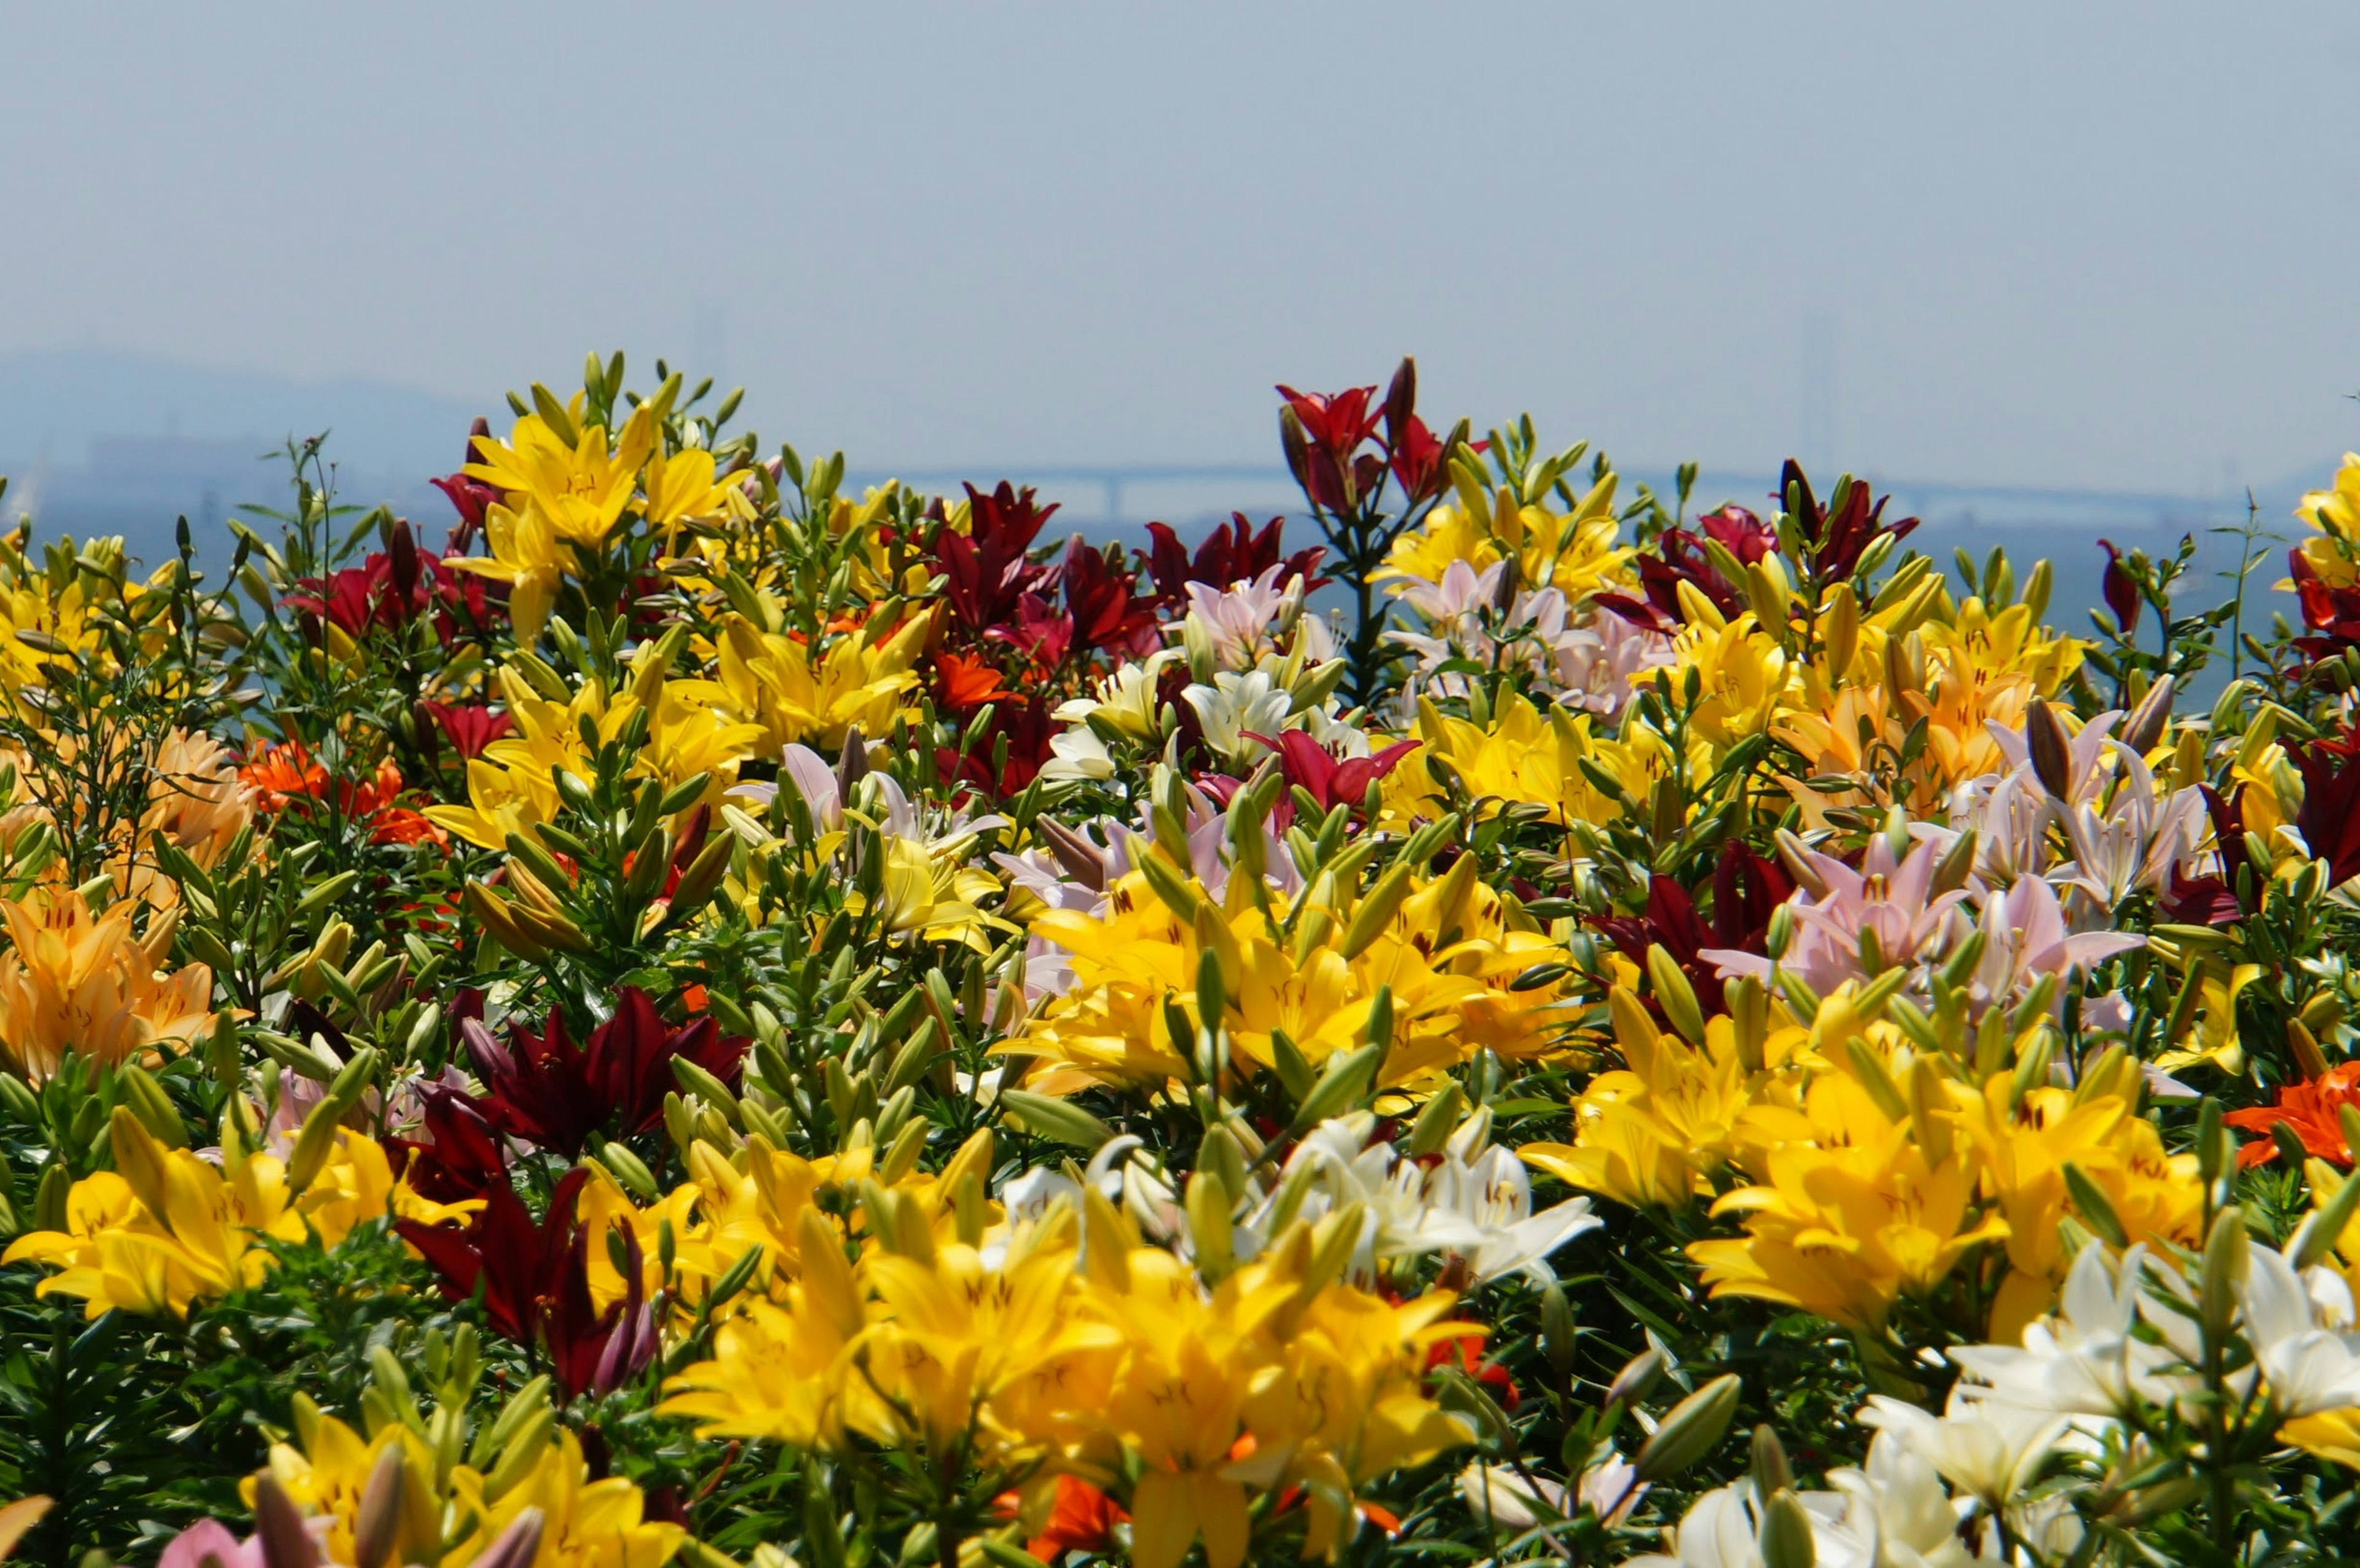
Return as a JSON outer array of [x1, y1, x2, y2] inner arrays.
[[7, 3, 2358, 496]]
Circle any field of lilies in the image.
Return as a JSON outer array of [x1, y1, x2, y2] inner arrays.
[[4, 354, 2360, 1568]]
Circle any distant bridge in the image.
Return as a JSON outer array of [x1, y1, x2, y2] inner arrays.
[[843, 462, 2264, 536]]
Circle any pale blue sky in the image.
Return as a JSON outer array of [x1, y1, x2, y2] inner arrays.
[[6, 2, 2358, 496]]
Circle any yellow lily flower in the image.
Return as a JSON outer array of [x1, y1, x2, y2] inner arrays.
[[463, 404, 657, 551]]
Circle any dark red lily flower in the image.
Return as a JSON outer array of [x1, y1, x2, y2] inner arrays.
[[1777, 460, 1919, 586], [1278, 383, 1382, 464], [1063, 539, 1160, 657], [1386, 412, 1451, 503], [432, 418, 498, 554], [2200, 784, 2252, 902], [2099, 541, 2141, 637], [1277, 382, 1381, 512], [936, 693, 1061, 800], [393, 1166, 656, 1400], [285, 539, 438, 638], [2295, 734, 2360, 887], [1710, 842, 1795, 953], [419, 700, 514, 760], [463, 987, 748, 1159], [387, 1086, 510, 1205], [396, 1167, 586, 1349], [2160, 863, 2243, 927], [1245, 731, 1420, 827], [1592, 845, 1787, 1022], [935, 483, 1060, 633], [1597, 526, 1747, 630], [1700, 505, 1777, 566], [986, 591, 1074, 669], [1594, 875, 1720, 1016], [1141, 514, 1327, 610]]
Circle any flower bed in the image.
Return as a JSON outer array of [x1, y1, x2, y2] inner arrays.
[[0, 354, 2356, 1567]]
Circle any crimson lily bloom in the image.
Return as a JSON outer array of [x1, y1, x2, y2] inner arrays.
[[432, 418, 498, 552], [1142, 514, 1328, 611], [1700, 504, 1777, 565], [2295, 730, 2360, 887], [1777, 460, 1919, 585], [387, 1087, 510, 1205], [1062, 539, 1159, 657], [935, 482, 1060, 633], [419, 700, 515, 760], [986, 591, 1074, 668], [935, 693, 1060, 800], [1245, 731, 1419, 826], [463, 987, 748, 1159], [1593, 844, 1792, 1019], [1277, 382, 1381, 511], [1597, 525, 1746, 630], [393, 1167, 656, 1400]]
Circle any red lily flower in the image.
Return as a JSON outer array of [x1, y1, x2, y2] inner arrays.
[[388, 1086, 511, 1205], [462, 987, 748, 1159], [935, 694, 1060, 800], [285, 544, 438, 639], [432, 418, 498, 553], [935, 483, 1060, 633], [1593, 844, 1792, 1019], [419, 700, 515, 761], [986, 591, 1074, 669], [2295, 731, 2360, 887], [1277, 382, 1381, 460], [393, 1166, 656, 1400], [1142, 514, 1328, 610], [1277, 382, 1380, 512], [1777, 460, 1919, 586], [1597, 522, 1751, 631], [1700, 504, 1778, 566], [1245, 731, 1420, 826], [1062, 538, 1159, 657]]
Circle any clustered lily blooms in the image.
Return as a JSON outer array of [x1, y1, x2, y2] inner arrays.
[[5, 359, 2360, 1568]]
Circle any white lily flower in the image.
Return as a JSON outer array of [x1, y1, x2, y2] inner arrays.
[[1948, 1241, 2169, 1416]]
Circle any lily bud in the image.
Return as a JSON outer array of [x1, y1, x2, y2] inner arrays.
[[1646, 945, 1706, 1047], [1756, 1489, 1817, 1568], [1750, 1424, 1795, 1497], [352, 1442, 407, 1568], [2025, 699, 2074, 800], [465, 1507, 547, 1568], [1606, 1345, 1665, 1409], [2200, 1205, 2248, 1337], [1539, 1282, 1576, 1375], [2122, 675, 2176, 755], [253, 1475, 318, 1568], [1635, 1373, 1742, 1481], [2290, 1018, 2331, 1081]]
